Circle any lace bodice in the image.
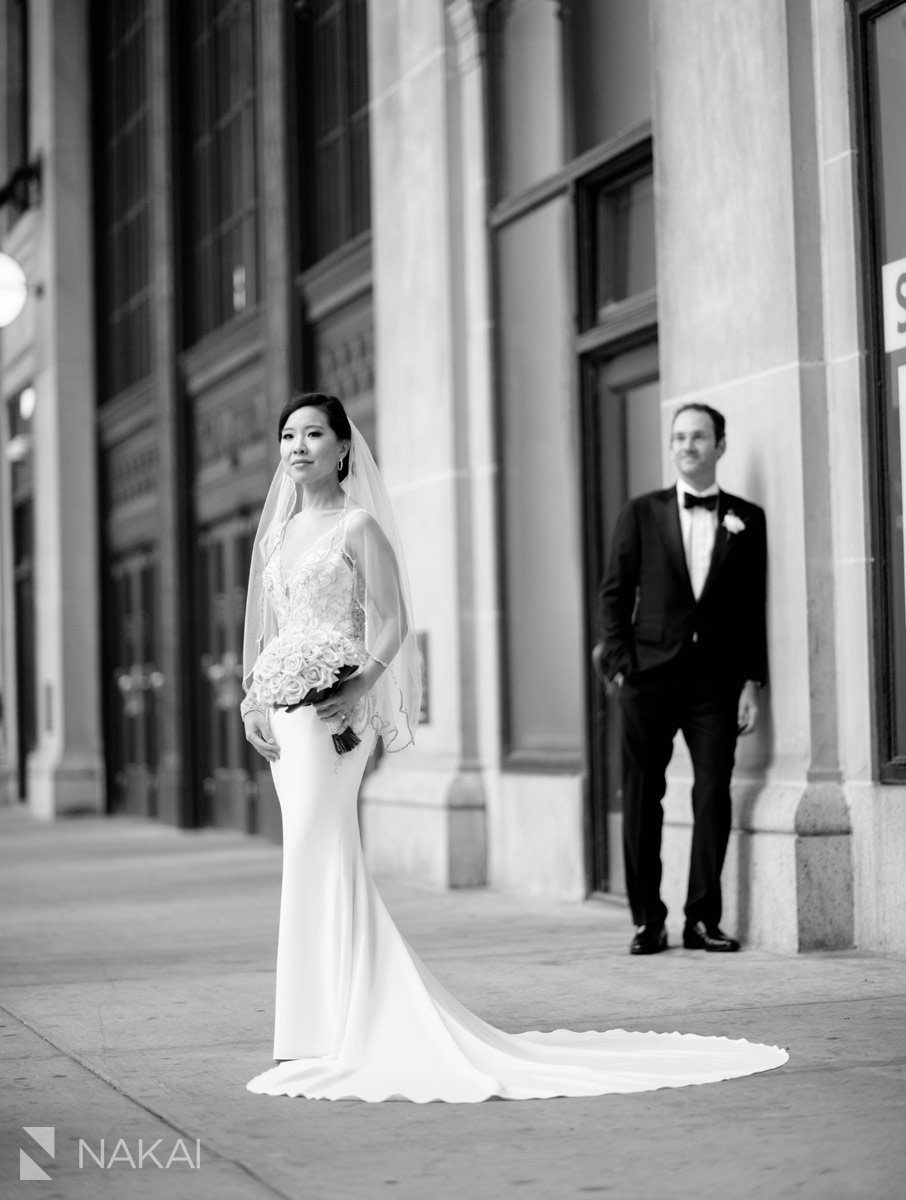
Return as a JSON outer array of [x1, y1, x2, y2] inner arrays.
[[263, 511, 365, 645], [240, 510, 366, 719]]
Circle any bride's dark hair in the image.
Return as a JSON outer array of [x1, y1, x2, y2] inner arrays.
[[277, 392, 352, 481]]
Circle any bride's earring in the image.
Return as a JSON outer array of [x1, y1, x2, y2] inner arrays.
[[337, 454, 345, 471]]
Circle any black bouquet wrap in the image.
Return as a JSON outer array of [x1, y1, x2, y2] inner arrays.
[[275, 663, 362, 754]]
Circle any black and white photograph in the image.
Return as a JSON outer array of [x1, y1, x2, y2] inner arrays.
[[0, 0, 905, 1197]]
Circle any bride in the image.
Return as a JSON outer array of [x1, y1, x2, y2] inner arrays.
[[240, 392, 788, 1103]]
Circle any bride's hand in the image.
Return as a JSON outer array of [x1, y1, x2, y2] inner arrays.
[[244, 713, 280, 762], [314, 675, 370, 725]]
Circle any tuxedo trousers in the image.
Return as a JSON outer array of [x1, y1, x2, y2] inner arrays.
[[618, 656, 741, 930]]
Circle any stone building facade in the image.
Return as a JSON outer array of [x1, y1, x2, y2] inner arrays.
[[1, 0, 904, 955]]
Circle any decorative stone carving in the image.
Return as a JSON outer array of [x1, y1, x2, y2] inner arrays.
[[194, 390, 269, 468], [452, 0, 551, 68], [485, 0, 513, 30], [107, 438, 158, 508], [482, 0, 567, 30], [317, 325, 375, 405], [449, 0, 484, 72]]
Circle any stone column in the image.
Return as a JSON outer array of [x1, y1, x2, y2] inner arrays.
[[360, 0, 498, 886], [445, 0, 502, 786], [258, 0, 293, 430], [651, 0, 852, 950], [26, 0, 105, 816], [148, 0, 188, 826]]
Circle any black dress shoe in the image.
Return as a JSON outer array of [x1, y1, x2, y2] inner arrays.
[[629, 924, 668, 955], [682, 921, 740, 952]]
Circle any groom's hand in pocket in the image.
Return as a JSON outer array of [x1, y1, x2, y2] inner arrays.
[[244, 714, 280, 762]]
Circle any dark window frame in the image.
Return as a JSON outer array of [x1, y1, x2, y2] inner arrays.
[[574, 137, 656, 337], [293, 0, 371, 269], [4, 0, 29, 229], [180, 0, 261, 345], [490, 84, 655, 771], [93, 0, 154, 401], [851, 0, 906, 782], [575, 146, 659, 888]]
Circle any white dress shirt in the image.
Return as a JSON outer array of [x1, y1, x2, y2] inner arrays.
[[677, 480, 719, 600]]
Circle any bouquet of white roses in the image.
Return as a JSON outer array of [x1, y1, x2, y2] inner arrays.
[[252, 629, 365, 753]]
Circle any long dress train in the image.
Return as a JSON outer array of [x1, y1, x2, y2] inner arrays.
[[246, 705, 787, 1103], [244, 510, 788, 1103]]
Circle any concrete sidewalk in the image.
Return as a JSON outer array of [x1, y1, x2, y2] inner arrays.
[[0, 805, 903, 1200]]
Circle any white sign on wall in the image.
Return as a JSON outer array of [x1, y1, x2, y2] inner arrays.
[[0, 251, 27, 328], [899, 365, 906, 627], [883, 257, 906, 353]]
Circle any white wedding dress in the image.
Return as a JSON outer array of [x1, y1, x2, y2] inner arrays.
[[245, 512, 788, 1103]]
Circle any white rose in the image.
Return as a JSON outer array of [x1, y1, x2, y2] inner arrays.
[[281, 650, 304, 675], [302, 663, 331, 690], [281, 675, 306, 703]]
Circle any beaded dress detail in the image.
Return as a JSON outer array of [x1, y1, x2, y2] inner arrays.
[[242, 508, 380, 739], [266, 514, 363, 645]]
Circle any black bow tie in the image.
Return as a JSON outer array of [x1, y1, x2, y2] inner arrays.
[[683, 492, 718, 511]]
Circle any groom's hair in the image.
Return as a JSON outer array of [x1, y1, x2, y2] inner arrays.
[[672, 403, 726, 444]]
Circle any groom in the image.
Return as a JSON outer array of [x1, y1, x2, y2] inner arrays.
[[595, 403, 767, 955]]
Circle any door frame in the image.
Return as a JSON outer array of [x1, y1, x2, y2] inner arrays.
[[580, 333, 660, 894], [105, 545, 162, 818]]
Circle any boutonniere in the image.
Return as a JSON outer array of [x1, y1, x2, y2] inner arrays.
[[722, 510, 746, 536]]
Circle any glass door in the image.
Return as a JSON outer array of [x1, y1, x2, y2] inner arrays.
[[195, 512, 279, 836], [855, 0, 906, 775], [583, 341, 662, 893], [12, 500, 36, 800], [108, 548, 162, 816]]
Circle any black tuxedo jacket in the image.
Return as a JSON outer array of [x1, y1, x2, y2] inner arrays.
[[598, 487, 768, 690]]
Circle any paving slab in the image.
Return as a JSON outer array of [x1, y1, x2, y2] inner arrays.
[[1, 807, 904, 1200]]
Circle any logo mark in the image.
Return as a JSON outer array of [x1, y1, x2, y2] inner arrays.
[[20, 1127, 55, 1181]]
